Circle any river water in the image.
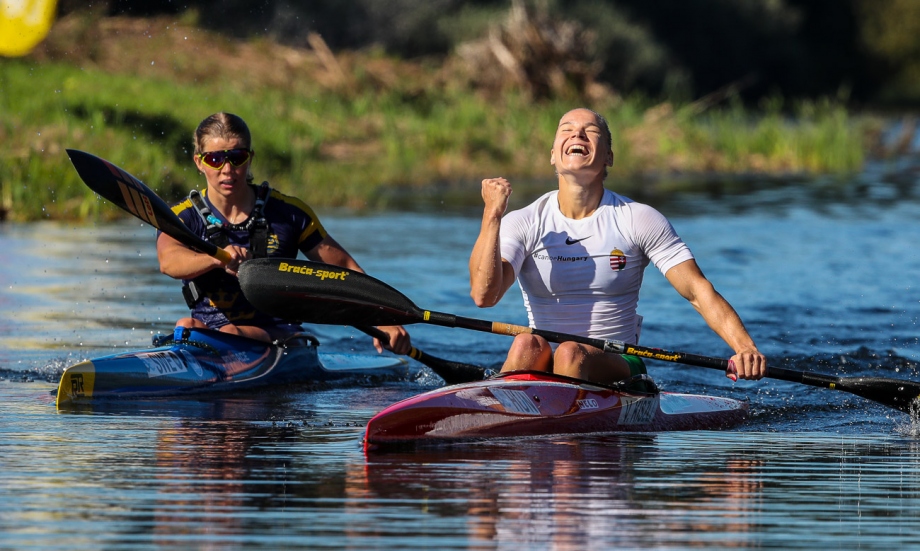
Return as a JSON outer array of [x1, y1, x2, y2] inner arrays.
[[2, 164, 920, 549]]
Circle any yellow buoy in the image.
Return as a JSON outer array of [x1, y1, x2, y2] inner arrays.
[[0, 0, 57, 57]]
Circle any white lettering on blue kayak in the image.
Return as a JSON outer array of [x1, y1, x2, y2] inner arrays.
[[139, 351, 188, 377], [222, 352, 256, 376]]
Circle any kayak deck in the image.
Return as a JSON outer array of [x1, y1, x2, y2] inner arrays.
[[56, 327, 408, 408], [364, 371, 747, 447]]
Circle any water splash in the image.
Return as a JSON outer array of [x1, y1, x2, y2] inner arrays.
[[895, 398, 920, 437]]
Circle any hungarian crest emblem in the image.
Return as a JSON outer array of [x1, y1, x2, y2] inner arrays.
[[609, 248, 626, 271]]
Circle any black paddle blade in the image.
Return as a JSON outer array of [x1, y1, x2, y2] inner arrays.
[[835, 376, 920, 413], [239, 258, 426, 327], [66, 149, 222, 259]]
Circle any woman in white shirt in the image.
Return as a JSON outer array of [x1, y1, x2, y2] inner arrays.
[[469, 108, 766, 385]]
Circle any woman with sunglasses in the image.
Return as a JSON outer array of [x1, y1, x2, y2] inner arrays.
[[156, 112, 411, 354]]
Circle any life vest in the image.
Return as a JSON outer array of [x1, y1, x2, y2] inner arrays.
[[182, 182, 271, 308]]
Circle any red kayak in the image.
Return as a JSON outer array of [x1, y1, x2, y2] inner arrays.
[[364, 371, 747, 448]]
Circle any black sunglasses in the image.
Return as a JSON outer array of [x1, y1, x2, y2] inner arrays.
[[198, 148, 252, 170]]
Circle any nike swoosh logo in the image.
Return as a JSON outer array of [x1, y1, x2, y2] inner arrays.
[[565, 236, 591, 245]]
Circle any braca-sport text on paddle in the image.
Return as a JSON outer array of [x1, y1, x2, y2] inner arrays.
[[238, 257, 920, 413]]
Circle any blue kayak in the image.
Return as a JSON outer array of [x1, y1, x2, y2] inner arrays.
[[55, 326, 409, 408]]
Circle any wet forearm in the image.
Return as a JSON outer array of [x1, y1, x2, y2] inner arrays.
[[159, 247, 222, 280], [469, 213, 505, 307], [694, 288, 758, 353]]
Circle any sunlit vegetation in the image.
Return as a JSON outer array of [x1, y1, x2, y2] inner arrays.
[[0, 10, 869, 221]]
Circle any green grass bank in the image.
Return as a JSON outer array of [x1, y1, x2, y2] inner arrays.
[[0, 15, 868, 222]]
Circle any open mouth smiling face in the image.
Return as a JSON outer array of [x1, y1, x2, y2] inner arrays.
[[553, 131, 600, 169], [565, 143, 589, 157], [555, 137, 596, 165], [551, 109, 612, 176]]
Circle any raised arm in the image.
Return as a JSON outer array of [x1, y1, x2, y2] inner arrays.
[[470, 177, 516, 307], [665, 259, 767, 380]]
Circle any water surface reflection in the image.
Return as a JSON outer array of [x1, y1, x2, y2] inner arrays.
[[3, 168, 920, 548], [356, 432, 920, 548]]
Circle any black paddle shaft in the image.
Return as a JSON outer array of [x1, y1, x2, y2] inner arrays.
[[420, 310, 729, 369], [238, 257, 920, 413], [426, 305, 920, 411]]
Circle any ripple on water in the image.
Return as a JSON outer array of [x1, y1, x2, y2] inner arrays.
[[4, 181, 920, 548]]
